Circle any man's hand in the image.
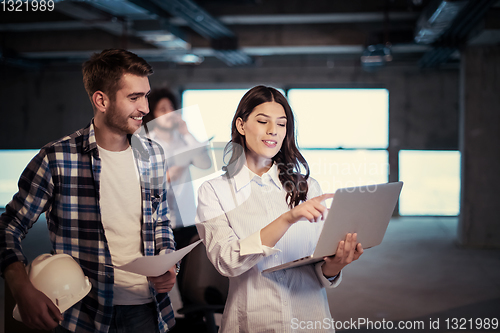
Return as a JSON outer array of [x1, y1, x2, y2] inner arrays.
[[6, 262, 62, 330], [147, 266, 176, 293], [322, 233, 364, 278]]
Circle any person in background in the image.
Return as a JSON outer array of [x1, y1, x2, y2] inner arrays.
[[195, 85, 364, 332], [143, 88, 212, 327], [0, 49, 178, 333], [144, 88, 211, 246]]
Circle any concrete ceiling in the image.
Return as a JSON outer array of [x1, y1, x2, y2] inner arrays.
[[1, 0, 499, 69]]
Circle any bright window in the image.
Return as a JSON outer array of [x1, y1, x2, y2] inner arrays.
[[0, 150, 39, 207], [182, 88, 286, 143], [301, 150, 389, 193], [399, 150, 460, 216], [181, 88, 390, 207], [288, 88, 389, 191], [288, 89, 389, 149], [182, 89, 249, 142], [181, 89, 251, 208]]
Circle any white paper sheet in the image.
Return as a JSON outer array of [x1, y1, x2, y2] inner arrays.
[[115, 239, 203, 277], [166, 140, 210, 167]]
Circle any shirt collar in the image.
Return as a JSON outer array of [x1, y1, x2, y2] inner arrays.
[[82, 120, 98, 154], [129, 134, 150, 161], [233, 163, 282, 192], [83, 119, 150, 161]]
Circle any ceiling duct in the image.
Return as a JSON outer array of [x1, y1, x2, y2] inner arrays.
[[414, 0, 468, 44], [418, 0, 498, 67], [134, 0, 252, 66]]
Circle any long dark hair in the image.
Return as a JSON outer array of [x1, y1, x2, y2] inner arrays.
[[224, 85, 310, 208]]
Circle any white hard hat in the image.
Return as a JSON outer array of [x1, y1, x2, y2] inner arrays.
[[13, 253, 92, 322]]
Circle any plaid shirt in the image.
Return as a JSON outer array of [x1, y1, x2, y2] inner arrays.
[[0, 121, 176, 333]]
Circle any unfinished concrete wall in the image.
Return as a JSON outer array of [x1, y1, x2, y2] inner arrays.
[[0, 59, 460, 154], [0, 66, 92, 149], [0, 59, 460, 218], [458, 46, 500, 248]]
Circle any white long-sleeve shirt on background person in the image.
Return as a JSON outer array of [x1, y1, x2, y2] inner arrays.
[[196, 163, 342, 333], [150, 131, 211, 228]]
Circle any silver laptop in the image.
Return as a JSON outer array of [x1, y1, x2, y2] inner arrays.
[[262, 181, 403, 274]]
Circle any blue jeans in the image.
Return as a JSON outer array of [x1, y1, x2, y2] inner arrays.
[[53, 302, 159, 333]]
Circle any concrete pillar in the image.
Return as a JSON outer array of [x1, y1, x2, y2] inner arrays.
[[458, 45, 500, 248]]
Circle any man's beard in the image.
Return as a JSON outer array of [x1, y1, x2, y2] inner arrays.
[[104, 102, 133, 135]]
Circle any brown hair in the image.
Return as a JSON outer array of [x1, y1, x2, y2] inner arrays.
[[224, 85, 310, 208], [82, 49, 153, 108]]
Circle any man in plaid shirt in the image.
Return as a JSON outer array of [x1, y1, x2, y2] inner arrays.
[[0, 49, 178, 332]]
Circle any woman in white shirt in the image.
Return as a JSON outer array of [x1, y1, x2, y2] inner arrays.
[[196, 85, 363, 332]]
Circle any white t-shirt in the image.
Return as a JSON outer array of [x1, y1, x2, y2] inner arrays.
[[98, 145, 152, 305]]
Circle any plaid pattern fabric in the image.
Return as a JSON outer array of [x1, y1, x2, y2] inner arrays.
[[0, 121, 176, 333]]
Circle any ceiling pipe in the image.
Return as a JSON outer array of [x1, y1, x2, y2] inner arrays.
[[418, 0, 498, 67], [131, 0, 252, 66]]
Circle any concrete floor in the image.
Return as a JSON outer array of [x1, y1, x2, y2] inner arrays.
[[326, 217, 500, 332], [2, 216, 500, 332]]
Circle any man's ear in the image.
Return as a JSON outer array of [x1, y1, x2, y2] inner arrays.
[[236, 117, 245, 136], [92, 91, 109, 113]]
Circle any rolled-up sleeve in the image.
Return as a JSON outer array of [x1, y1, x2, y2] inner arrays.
[[155, 186, 175, 254], [314, 262, 343, 288], [239, 229, 280, 257]]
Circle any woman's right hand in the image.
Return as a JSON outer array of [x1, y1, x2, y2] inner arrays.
[[283, 193, 335, 224]]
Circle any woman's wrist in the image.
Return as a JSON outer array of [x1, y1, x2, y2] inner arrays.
[[261, 214, 294, 247], [282, 211, 296, 225], [321, 262, 341, 278]]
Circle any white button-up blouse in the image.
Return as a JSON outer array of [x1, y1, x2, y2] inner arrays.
[[196, 163, 342, 333]]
